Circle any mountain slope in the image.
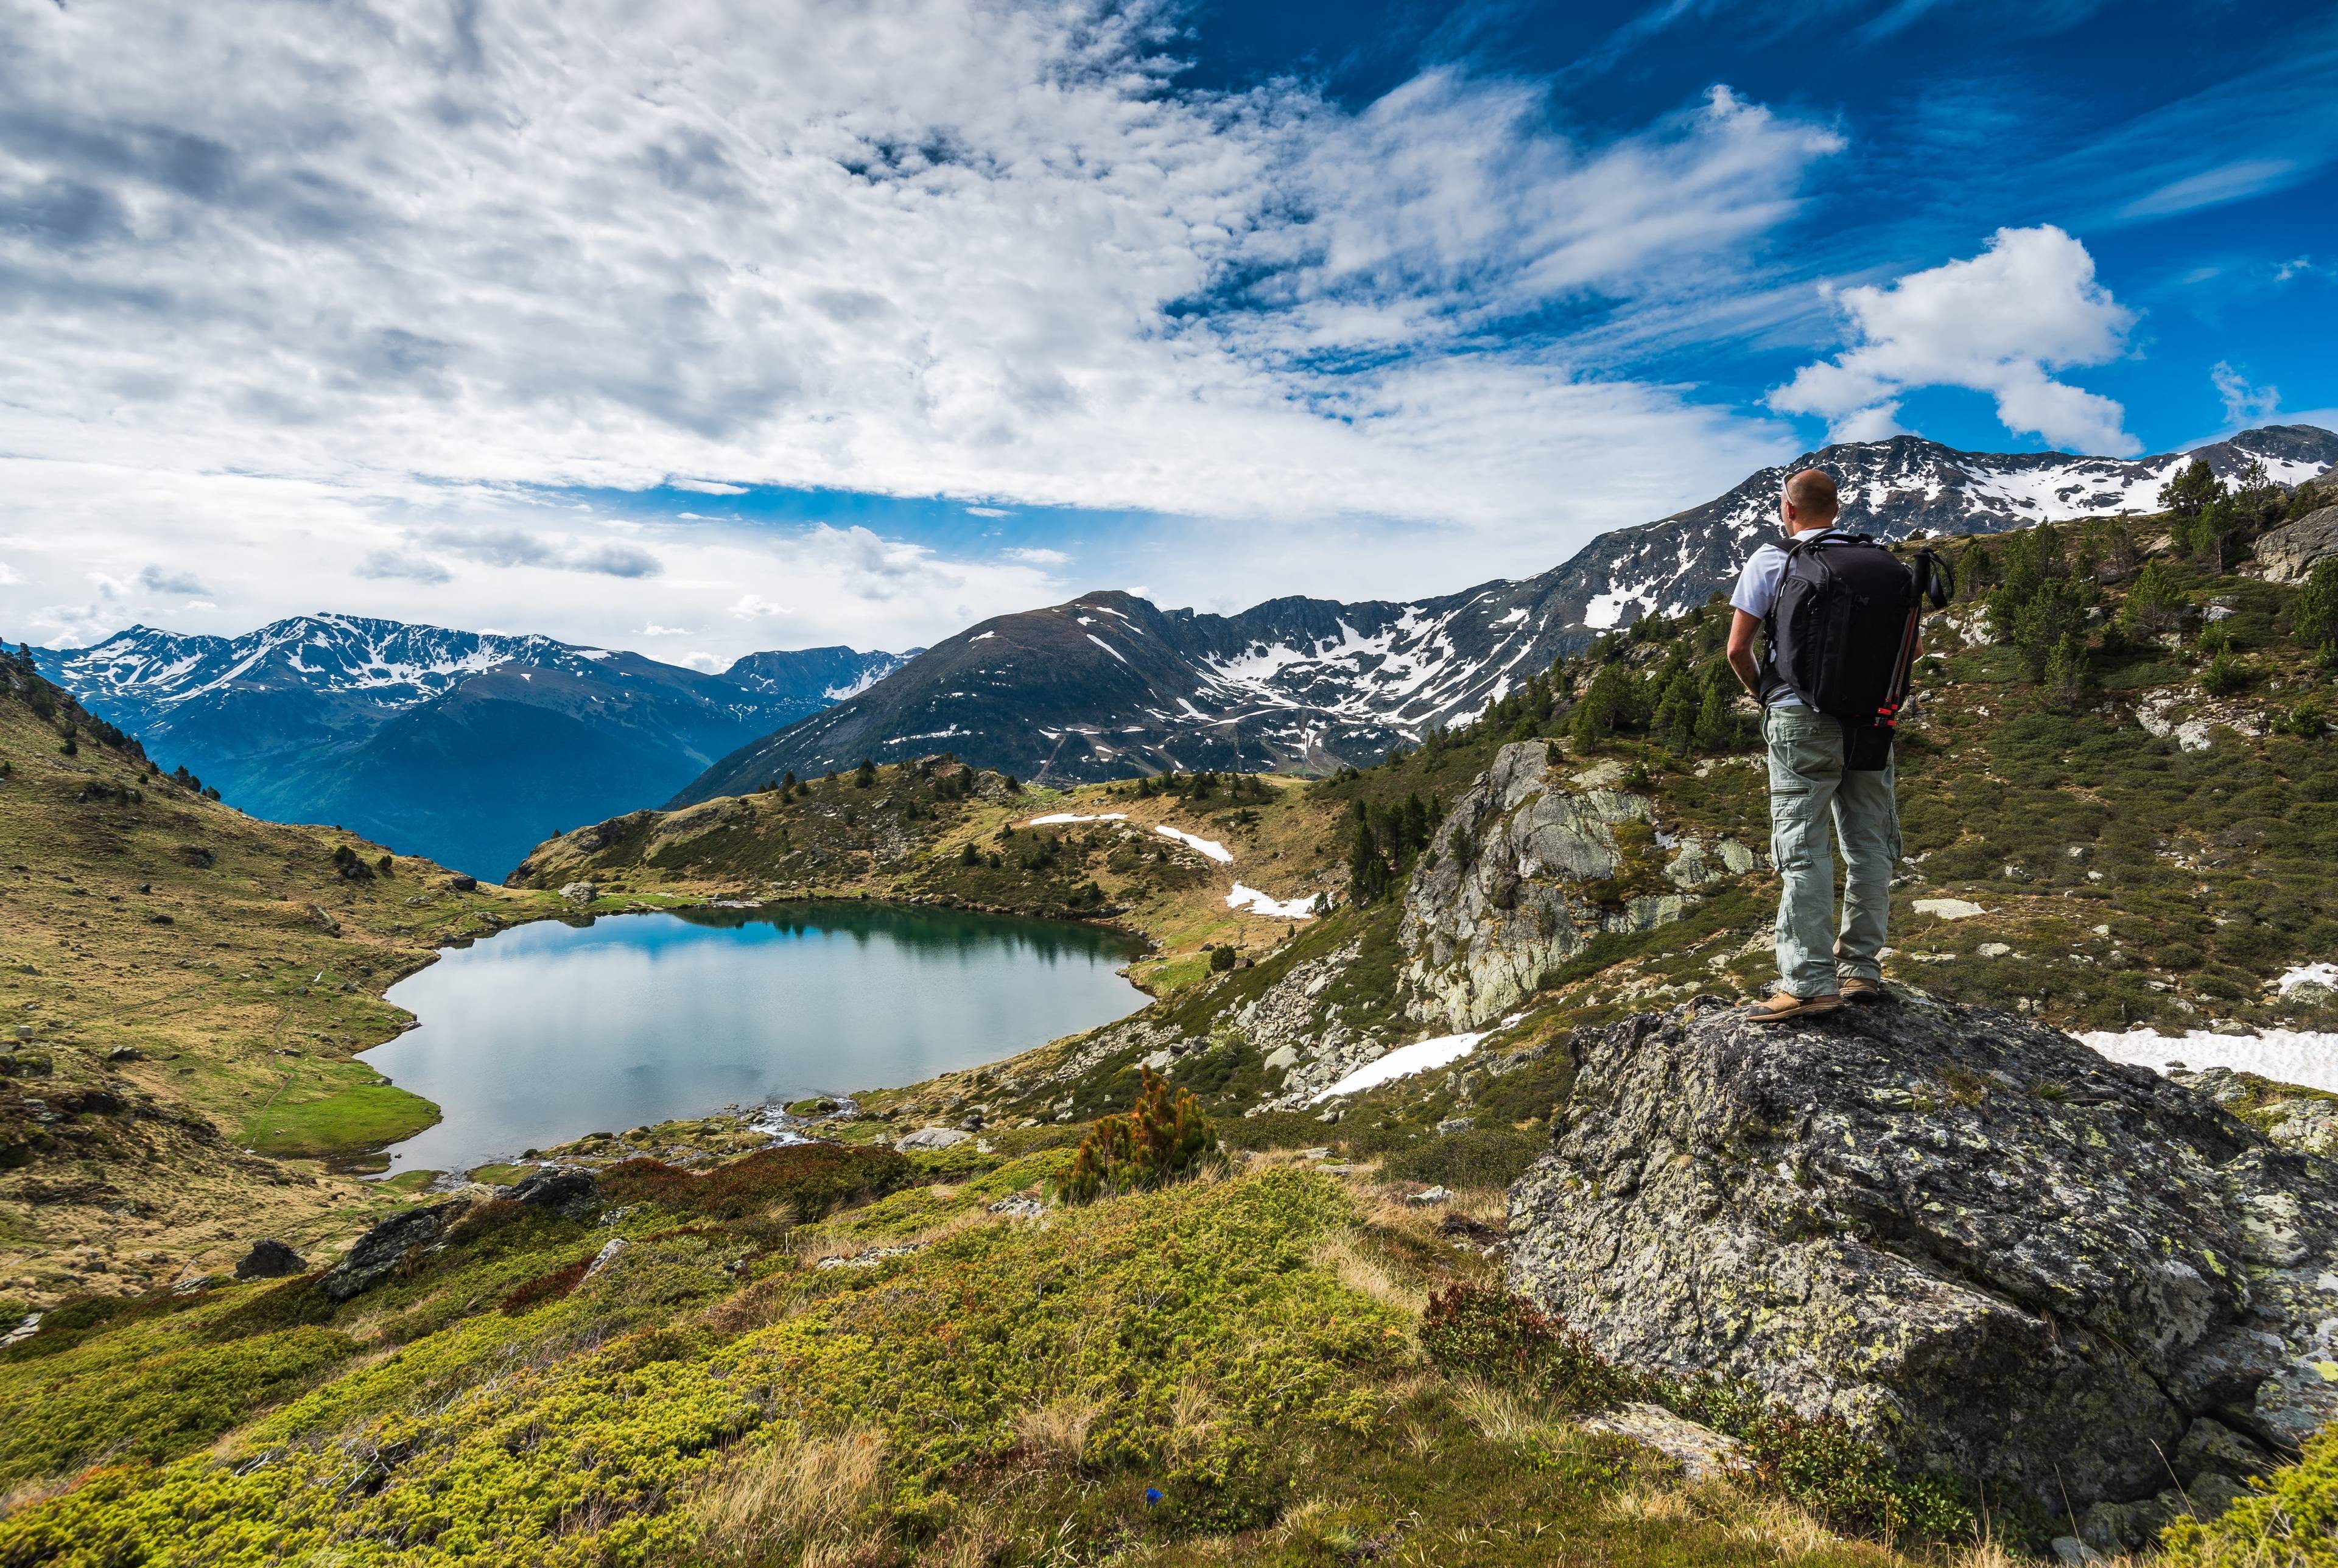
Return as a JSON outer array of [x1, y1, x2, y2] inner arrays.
[[678, 424, 2337, 799], [33, 616, 907, 877]]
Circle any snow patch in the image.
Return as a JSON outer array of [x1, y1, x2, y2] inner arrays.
[[2274, 962, 2338, 993], [1310, 1031, 1490, 1102], [1154, 825, 1233, 863], [1086, 634, 1128, 665], [2080, 1028, 2338, 1094], [1026, 812, 1128, 825], [1227, 883, 1318, 919]]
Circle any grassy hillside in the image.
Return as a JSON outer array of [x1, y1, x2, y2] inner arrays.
[[0, 648, 564, 1309], [1, 1113, 1989, 1567], [510, 755, 1354, 992]]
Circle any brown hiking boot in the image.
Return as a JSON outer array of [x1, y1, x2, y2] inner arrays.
[[1744, 990, 1841, 1024], [1839, 977, 1888, 1006]]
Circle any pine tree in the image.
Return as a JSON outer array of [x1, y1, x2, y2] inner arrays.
[[2042, 633, 2090, 706], [2159, 457, 2225, 519], [1692, 670, 1737, 752], [2294, 559, 2338, 649], [1347, 819, 1391, 905], [1652, 667, 1697, 753], [2124, 559, 2183, 635]]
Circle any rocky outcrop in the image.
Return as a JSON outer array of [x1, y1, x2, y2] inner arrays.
[[1509, 994, 2337, 1514], [320, 1199, 468, 1302], [2252, 504, 2338, 583], [233, 1239, 305, 1280], [1400, 744, 1754, 1029], [505, 1169, 600, 1220]]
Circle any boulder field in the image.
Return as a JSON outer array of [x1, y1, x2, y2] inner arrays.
[[1508, 993, 2337, 1541]]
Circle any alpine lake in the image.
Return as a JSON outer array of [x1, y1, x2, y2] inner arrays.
[[359, 901, 1148, 1177]]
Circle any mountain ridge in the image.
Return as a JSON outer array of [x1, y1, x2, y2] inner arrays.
[[674, 423, 2338, 800], [30, 614, 911, 877]]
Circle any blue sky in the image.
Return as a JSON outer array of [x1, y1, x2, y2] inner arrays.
[[1, 0, 2330, 663]]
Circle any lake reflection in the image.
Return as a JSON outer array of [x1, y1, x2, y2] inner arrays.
[[362, 902, 1145, 1175]]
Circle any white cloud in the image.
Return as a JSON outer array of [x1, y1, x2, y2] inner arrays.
[[965, 506, 1013, 518], [638, 623, 693, 636], [356, 549, 454, 584], [2212, 362, 2280, 427], [0, 0, 1848, 654], [1769, 226, 2138, 454], [2120, 158, 2298, 220], [135, 565, 208, 596], [1003, 547, 1070, 565]]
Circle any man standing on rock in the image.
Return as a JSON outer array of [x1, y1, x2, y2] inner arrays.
[[1724, 469, 1900, 1022]]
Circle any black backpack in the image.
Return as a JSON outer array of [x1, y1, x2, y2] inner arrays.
[[1761, 534, 1950, 768]]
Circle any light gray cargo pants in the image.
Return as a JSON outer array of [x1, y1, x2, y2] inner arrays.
[[1763, 704, 1901, 999]]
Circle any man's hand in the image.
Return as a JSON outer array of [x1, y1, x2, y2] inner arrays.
[[1725, 609, 1764, 701]]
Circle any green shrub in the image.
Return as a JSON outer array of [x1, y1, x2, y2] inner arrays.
[[203, 1273, 339, 1342], [1059, 1068, 1218, 1205], [1380, 1127, 1543, 1189], [599, 1143, 912, 1221], [1419, 1284, 1637, 1414], [2160, 1424, 2337, 1568], [2202, 651, 2249, 696], [1421, 1286, 1970, 1543]]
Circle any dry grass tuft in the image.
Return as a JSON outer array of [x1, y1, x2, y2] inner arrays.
[[1311, 1228, 1427, 1315], [1604, 1485, 1702, 1523], [1448, 1379, 1567, 1447], [1011, 1399, 1100, 1469], [693, 1427, 890, 1563], [0, 1474, 75, 1519]]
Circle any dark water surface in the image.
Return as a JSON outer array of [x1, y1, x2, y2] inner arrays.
[[363, 903, 1145, 1175]]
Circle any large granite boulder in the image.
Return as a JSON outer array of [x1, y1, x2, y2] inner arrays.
[[2252, 504, 2338, 583], [1508, 993, 2337, 1512], [1399, 743, 1755, 1029]]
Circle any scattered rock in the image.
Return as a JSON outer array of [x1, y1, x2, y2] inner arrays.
[[1976, 941, 2013, 957], [319, 1200, 466, 1302], [1405, 1185, 1452, 1206], [1583, 1403, 1749, 1482], [105, 1046, 142, 1063], [2052, 1535, 2107, 1565], [1434, 1116, 1475, 1136], [1912, 897, 1987, 920], [504, 1169, 600, 1220], [815, 1242, 924, 1269], [449, 874, 478, 892], [583, 1237, 629, 1279], [0, 1313, 40, 1349], [1509, 995, 2338, 1512], [558, 881, 597, 903], [233, 1239, 306, 1280], [988, 1194, 1045, 1219], [895, 1126, 973, 1151]]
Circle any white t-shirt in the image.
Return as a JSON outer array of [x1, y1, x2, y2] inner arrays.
[[1730, 528, 1849, 709]]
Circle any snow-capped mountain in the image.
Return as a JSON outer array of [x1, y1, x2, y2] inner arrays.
[[32, 615, 907, 877], [675, 424, 2337, 799]]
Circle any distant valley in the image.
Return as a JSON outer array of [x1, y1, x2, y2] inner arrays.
[[32, 618, 911, 878], [678, 423, 2338, 799]]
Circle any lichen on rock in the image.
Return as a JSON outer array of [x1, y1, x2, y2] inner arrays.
[[1508, 993, 2338, 1513], [1399, 742, 1754, 1029]]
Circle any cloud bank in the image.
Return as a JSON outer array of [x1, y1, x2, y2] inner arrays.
[[0, 0, 1851, 651], [1769, 226, 2138, 454]]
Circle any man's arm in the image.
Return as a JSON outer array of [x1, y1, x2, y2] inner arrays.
[[1726, 609, 1764, 699]]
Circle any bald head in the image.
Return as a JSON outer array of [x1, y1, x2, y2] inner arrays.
[[1782, 468, 1839, 532]]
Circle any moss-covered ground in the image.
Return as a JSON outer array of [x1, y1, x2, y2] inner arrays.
[[1, 1130, 1963, 1568]]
